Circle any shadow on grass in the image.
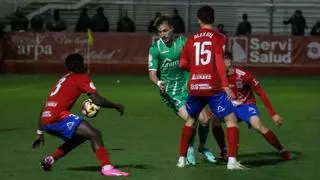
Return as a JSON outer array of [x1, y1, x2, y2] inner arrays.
[[0, 128, 21, 132], [109, 148, 126, 151], [238, 150, 302, 167], [67, 164, 154, 172]]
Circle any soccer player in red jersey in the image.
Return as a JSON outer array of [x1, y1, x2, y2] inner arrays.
[[179, 5, 247, 170], [213, 51, 292, 160], [32, 54, 129, 176]]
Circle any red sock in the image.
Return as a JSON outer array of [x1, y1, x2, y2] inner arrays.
[[179, 126, 193, 156], [212, 125, 226, 152], [51, 143, 69, 160], [263, 130, 283, 151], [96, 147, 111, 166], [226, 127, 239, 157]]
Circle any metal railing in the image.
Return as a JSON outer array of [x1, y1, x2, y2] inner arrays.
[[2, 0, 320, 35]]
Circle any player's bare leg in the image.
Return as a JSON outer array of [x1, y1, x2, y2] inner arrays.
[[224, 113, 248, 170], [250, 116, 292, 160], [176, 107, 196, 167], [41, 136, 86, 171], [75, 121, 129, 176]]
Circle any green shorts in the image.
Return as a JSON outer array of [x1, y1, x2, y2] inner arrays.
[[161, 90, 188, 112]]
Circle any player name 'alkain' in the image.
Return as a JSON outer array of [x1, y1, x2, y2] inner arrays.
[[191, 74, 212, 80], [194, 32, 213, 39]]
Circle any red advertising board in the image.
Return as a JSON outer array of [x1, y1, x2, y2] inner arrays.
[[1, 33, 320, 75], [227, 36, 320, 66], [3, 32, 152, 64]]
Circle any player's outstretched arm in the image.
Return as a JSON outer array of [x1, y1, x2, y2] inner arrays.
[[253, 85, 276, 117], [32, 105, 45, 149], [252, 83, 284, 126], [89, 93, 124, 116]]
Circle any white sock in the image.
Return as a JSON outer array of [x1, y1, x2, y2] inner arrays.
[[228, 157, 237, 164], [187, 146, 194, 152], [279, 149, 286, 153], [102, 164, 113, 170], [178, 156, 185, 161]]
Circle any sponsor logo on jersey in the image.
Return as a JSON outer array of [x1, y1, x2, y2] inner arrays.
[[46, 101, 57, 107], [190, 83, 212, 90], [191, 74, 212, 80], [162, 58, 178, 68], [217, 106, 225, 113], [41, 111, 52, 118]]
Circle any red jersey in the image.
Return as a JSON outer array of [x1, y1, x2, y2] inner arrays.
[[180, 28, 228, 96], [41, 73, 97, 125], [228, 67, 276, 117]]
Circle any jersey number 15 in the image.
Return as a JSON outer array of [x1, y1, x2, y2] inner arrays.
[[193, 41, 212, 66]]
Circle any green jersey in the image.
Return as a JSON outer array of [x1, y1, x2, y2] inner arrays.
[[148, 36, 188, 111]]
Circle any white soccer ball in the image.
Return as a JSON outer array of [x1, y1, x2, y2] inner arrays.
[[81, 99, 100, 118]]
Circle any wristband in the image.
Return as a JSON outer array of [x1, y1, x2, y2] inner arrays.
[[156, 80, 163, 87], [37, 129, 43, 135]]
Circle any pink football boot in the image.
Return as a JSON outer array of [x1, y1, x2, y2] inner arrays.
[[101, 165, 129, 177]]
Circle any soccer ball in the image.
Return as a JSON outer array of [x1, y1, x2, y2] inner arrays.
[[81, 99, 100, 118]]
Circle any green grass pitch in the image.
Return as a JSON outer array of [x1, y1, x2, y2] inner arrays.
[[0, 74, 320, 180]]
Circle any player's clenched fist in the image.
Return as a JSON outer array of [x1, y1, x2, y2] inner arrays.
[[157, 80, 166, 94], [272, 114, 284, 127], [32, 134, 45, 149], [115, 104, 124, 116]]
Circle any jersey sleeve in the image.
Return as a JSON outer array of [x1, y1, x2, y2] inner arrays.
[[179, 38, 191, 71], [77, 74, 98, 94], [148, 44, 159, 72], [214, 36, 228, 87], [246, 72, 277, 117]]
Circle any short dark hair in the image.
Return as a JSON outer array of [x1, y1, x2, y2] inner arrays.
[[224, 51, 233, 61], [65, 53, 86, 73], [154, 15, 174, 29], [197, 5, 215, 24], [242, 13, 248, 20]]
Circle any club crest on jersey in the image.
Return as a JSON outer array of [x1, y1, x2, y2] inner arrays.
[[67, 121, 75, 130], [236, 81, 243, 88], [90, 82, 96, 90]]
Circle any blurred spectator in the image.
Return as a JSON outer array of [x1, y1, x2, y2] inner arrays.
[[147, 12, 161, 33], [116, 9, 135, 32], [91, 7, 110, 32], [30, 14, 45, 32], [75, 7, 92, 32], [46, 9, 67, 32], [0, 24, 3, 72], [236, 13, 251, 36], [283, 9, 307, 36], [310, 20, 320, 36], [172, 8, 185, 34], [0, 24, 3, 37], [217, 24, 226, 35], [10, 7, 29, 32]]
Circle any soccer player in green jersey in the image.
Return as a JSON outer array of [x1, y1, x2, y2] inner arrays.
[[148, 16, 216, 166]]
